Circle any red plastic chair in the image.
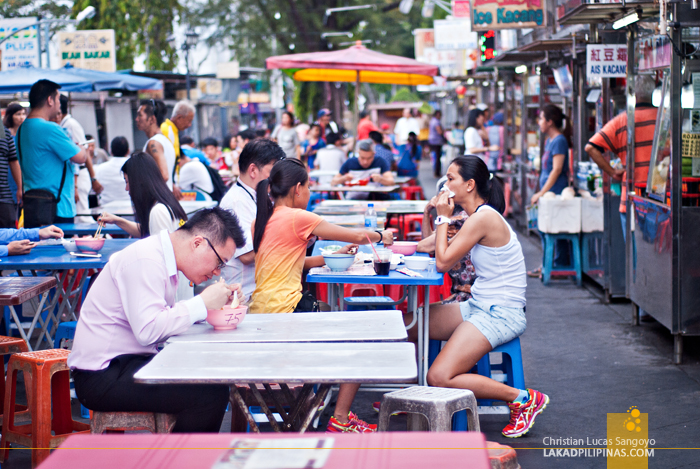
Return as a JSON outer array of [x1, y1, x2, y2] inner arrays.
[[401, 186, 425, 200], [344, 284, 384, 298]]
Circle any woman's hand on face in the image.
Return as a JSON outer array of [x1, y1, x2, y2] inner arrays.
[[435, 191, 454, 217], [337, 244, 359, 255]]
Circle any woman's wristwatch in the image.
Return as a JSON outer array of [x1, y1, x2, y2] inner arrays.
[[435, 215, 450, 226]]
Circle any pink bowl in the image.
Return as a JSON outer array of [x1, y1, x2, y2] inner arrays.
[[74, 238, 105, 253], [207, 305, 247, 330], [387, 241, 418, 256]]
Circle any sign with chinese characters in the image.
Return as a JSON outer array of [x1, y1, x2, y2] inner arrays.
[[452, 0, 471, 18], [413, 29, 434, 61], [471, 0, 546, 31], [0, 18, 39, 71], [434, 19, 476, 50], [58, 30, 116, 72], [637, 35, 671, 71], [586, 44, 627, 79]]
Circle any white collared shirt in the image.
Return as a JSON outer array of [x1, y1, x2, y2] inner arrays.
[[219, 178, 257, 300], [94, 156, 130, 205], [67, 230, 206, 371]]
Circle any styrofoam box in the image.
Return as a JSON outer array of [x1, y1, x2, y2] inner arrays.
[[538, 197, 582, 233], [581, 197, 604, 233]]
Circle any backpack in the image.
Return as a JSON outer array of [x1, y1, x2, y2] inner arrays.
[[203, 165, 228, 202]]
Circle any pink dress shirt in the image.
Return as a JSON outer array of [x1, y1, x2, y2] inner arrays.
[[68, 230, 207, 371]]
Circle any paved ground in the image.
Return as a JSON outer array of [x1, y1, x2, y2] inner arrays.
[[5, 157, 700, 467]]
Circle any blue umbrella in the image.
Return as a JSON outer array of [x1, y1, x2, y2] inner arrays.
[[0, 65, 163, 93], [0, 66, 94, 93], [60, 64, 162, 91]]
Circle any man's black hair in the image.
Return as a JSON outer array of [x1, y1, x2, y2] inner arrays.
[[180, 136, 195, 146], [140, 99, 167, 126], [255, 128, 266, 138], [201, 137, 218, 148], [110, 136, 129, 157], [369, 130, 383, 144], [359, 110, 369, 119], [238, 138, 284, 175], [59, 94, 69, 116], [326, 132, 340, 145], [179, 206, 246, 249], [29, 79, 61, 109], [238, 129, 256, 141]]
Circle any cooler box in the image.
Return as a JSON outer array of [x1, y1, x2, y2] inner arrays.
[[538, 197, 581, 233], [581, 197, 604, 233]]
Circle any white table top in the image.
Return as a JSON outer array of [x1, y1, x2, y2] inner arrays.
[[168, 311, 407, 344], [134, 342, 417, 384], [310, 184, 400, 193], [76, 200, 217, 217]]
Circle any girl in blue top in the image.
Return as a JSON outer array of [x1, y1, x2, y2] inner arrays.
[[397, 132, 422, 177], [531, 104, 569, 205]]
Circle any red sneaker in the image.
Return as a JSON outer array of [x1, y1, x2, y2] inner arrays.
[[326, 411, 377, 433], [502, 388, 549, 438]]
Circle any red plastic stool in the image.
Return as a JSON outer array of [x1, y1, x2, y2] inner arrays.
[[344, 284, 383, 298], [401, 186, 425, 200], [0, 349, 90, 467], [400, 214, 423, 240], [406, 231, 422, 242], [0, 337, 29, 426]]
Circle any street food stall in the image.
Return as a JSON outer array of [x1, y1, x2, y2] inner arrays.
[[624, 4, 700, 363]]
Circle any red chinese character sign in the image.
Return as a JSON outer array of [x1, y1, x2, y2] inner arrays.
[[471, 0, 546, 31], [586, 44, 627, 79]]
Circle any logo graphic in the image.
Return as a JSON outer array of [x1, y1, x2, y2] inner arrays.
[[624, 407, 642, 433], [607, 407, 652, 468]]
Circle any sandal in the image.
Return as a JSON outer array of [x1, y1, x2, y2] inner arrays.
[[527, 267, 542, 278]]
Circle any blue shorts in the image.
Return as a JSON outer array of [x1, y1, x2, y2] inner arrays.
[[458, 298, 527, 349]]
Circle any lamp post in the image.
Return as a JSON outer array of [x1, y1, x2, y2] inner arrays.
[[168, 31, 199, 100]]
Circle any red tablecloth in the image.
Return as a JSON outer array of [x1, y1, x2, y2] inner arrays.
[[39, 432, 490, 469]]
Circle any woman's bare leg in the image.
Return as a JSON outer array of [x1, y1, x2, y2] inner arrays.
[[404, 302, 463, 342], [333, 383, 361, 423], [427, 321, 519, 402]]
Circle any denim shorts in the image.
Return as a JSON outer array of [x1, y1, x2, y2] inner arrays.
[[459, 298, 527, 349]]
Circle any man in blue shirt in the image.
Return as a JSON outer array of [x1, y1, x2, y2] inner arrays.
[[17, 80, 87, 227], [0, 225, 63, 257], [331, 139, 394, 186]]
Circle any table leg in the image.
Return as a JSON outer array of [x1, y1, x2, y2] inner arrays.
[[338, 283, 345, 311], [408, 286, 423, 386], [328, 283, 337, 312], [297, 384, 331, 434], [229, 386, 260, 433], [247, 383, 283, 433], [422, 285, 431, 386]]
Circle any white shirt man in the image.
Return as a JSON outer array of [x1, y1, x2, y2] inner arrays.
[[219, 139, 283, 301], [178, 157, 213, 195], [315, 134, 347, 185], [95, 157, 130, 205], [393, 108, 420, 146]]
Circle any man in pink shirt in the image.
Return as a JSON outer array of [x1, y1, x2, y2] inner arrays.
[[68, 208, 245, 432]]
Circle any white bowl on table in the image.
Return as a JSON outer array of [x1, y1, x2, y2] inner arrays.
[[323, 254, 356, 272], [390, 254, 404, 270], [62, 240, 79, 253], [403, 256, 430, 271]]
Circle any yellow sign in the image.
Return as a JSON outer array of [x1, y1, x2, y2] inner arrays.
[[58, 29, 116, 72], [607, 407, 652, 468]]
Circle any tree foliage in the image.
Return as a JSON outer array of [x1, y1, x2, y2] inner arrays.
[[72, 0, 181, 71]]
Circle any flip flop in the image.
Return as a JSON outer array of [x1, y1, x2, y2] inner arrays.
[[527, 267, 542, 278]]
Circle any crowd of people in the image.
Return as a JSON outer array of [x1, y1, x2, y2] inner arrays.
[[0, 78, 559, 440]]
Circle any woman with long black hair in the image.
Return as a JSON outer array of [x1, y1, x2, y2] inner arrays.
[[249, 158, 394, 433], [410, 155, 548, 438], [98, 152, 190, 299]]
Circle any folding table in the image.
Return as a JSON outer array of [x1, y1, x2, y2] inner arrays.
[[41, 432, 491, 469], [53, 223, 126, 237], [307, 240, 443, 385], [0, 277, 56, 350], [0, 239, 137, 349], [134, 341, 417, 433]]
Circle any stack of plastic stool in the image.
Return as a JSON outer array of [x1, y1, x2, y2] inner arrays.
[[0, 349, 90, 467], [90, 411, 176, 434], [542, 233, 582, 285], [0, 336, 29, 426], [344, 296, 398, 311], [53, 321, 90, 419], [378, 386, 480, 432]]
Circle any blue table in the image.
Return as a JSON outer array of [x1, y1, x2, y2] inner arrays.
[[53, 223, 126, 237], [3, 239, 137, 349], [307, 240, 442, 385]]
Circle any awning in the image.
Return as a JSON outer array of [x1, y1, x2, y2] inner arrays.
[[558, 2, 658, 25]]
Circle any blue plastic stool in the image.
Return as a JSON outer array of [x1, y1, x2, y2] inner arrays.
[[53, 321, 90, 419], [542, 233, 582, 286], [343, 296, 398, 311], [581, 231, 604, 274]]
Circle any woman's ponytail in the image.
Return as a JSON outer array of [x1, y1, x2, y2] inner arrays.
[[487, 175, 506, 214], [253, 179, 273, 253], [452, 155, 506, 214]]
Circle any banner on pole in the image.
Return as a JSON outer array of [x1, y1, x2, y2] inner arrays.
[[58, 29, 116, 72], [471, 0, 546, 31], [586, 44, 627, 79]]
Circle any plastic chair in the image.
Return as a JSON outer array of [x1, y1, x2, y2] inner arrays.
[[401, 186, 425, 200], [344, 296, 397, 311], [343, 284, 383, 298], [0, 336, 30, 426], [542, 233, 582, 286], [581, 231, 604, 274], [53, 321, 90, 419], [90, 411, 176, 434], [0, 349, 90, 467]]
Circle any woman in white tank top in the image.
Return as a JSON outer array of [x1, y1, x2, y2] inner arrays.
[[407, 155, 549, 439]]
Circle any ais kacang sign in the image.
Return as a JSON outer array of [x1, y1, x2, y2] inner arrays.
[[471, 0, 546, 31]]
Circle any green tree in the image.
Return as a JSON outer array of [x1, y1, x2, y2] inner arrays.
[[72, 0, 181, 71]]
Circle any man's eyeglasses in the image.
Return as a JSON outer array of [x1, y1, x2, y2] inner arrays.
[[204, 237, 226, 271]]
